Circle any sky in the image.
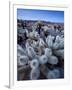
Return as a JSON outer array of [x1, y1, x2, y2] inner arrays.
[[17, 9, 64, 23]]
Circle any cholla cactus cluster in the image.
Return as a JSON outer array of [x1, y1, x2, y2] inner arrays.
[[17, 21, 64, 80]]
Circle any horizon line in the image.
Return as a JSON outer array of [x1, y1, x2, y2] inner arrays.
[[17, 18, 64, 24]]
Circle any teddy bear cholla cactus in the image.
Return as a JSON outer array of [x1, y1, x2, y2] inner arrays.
[[17, 55, 29, 66], [53, 49, 64, 59], [46, 35, 55, 48], [38, 38, 46, 47], [18, 34, 64, 79], [30, 68, 40, 80], [28, 30, 40, 40], [26, 45, 36, 59], [39, 55, 48, 64], [17, 21, 64, 80], [17, 44, 26, 56], [17, 44, 29, 67], [47, 69, 60, 79], [48, 55, 58, 65], [42, 26, 48, 32], [53, 35, 64, 49], [29, 58, 40, 80], [30, 59, 39, 69], [44, 48, 52, 58]]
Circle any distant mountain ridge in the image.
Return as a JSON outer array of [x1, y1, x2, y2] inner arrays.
[[17, 19, 64, 25]]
